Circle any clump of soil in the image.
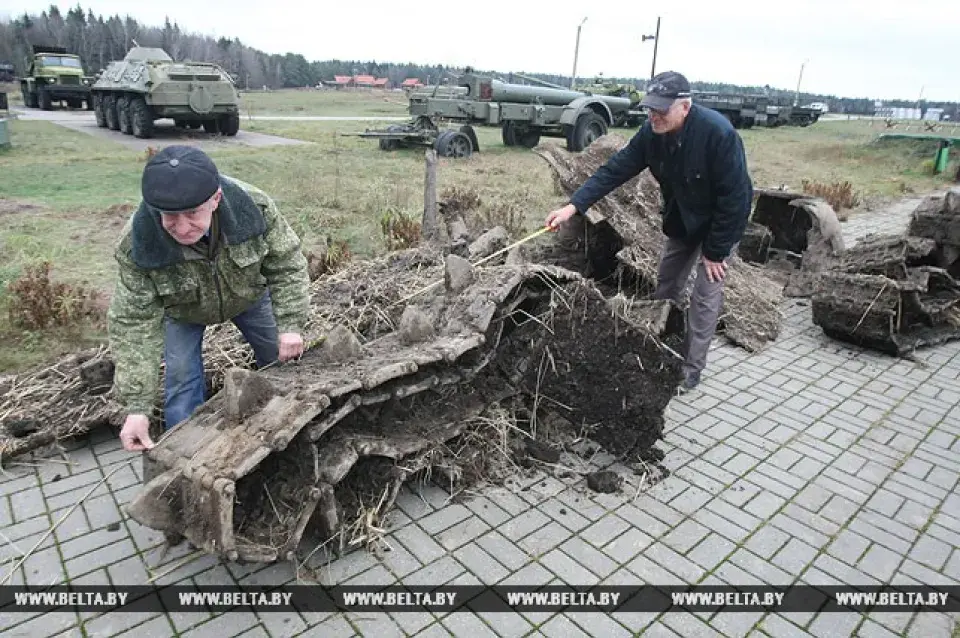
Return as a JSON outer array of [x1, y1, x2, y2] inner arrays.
[[586, 471, 622, 493]]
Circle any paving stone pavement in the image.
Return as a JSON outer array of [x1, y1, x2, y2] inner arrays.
[[2, 197, 959, 637]]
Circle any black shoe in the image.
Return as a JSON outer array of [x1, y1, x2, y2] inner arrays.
[[680, 371, 701, 393]]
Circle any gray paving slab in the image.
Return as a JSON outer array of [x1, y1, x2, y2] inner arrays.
[[3, 196, 960, 637]]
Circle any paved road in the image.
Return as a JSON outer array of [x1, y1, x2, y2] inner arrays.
[[9, 108, 317, 151], [1, 195, 958, 638]]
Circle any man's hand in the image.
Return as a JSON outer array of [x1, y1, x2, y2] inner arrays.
[[279, 332, 305, 361], [119, 414, 154, 452], [702, 256, 728, 282], [545, 204, 578, 230]]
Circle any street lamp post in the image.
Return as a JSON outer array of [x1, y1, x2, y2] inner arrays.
[[571, 17, 587, 89], [794, 58, 809, 106], [644, 17, 661, 80]]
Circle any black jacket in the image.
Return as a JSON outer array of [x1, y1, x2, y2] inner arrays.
[[568, 103, 754, 262]]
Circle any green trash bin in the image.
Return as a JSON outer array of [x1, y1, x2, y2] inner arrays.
[[934, 140, 949, 175]]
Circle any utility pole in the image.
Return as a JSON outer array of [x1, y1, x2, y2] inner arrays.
[[571, 17, 587, 89], [794, 59, 808, 106], [648, 17, 661, 80]]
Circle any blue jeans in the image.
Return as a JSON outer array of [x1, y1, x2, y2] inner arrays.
[[163, 290, 279, 429]]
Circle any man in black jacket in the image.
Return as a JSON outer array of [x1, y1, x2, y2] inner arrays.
[[546, 71, 753, 392]]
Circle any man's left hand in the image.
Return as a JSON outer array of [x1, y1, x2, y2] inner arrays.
[[702, 256, 727, 282], [278, 332, 305, 361]]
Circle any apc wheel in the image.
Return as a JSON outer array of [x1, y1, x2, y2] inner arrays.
[[93, 94, 107, 128], [116, 96, 132, 134], [436, 130, 473, 158], [567, 112, 606, 152], [130, 96, 154, 139], [103, 94, 120, 130], [219, 113, 240, 136]]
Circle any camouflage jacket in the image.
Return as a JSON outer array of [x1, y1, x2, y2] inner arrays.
[[107, 174, 310, 415]]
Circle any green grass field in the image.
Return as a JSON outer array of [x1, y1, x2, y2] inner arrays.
[[1, 89, 958, 372], [238, 87, 409, 117]]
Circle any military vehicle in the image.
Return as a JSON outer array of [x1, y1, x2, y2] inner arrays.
[[0, 62, 16, 83], [19, 46, 93, 110], [353, 70, 645, 157], [691, 90, 822, 128], [91, 46, 240, 139], [691, 91, 769, 128]]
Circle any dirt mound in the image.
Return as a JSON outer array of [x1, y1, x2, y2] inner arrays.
[[811, 187, 960, 355], [126, 255, 682, 562], [532, 136, 785, 353]]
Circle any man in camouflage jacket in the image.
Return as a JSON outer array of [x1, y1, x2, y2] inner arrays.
[[107, 145, 311, 452]]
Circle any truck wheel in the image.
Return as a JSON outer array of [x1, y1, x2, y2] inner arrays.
[[567, 112, 607, 152], [93, 94, 107, 127], [40, 90, 52, 111], [104, 94, 120, 130], [86, 96, 94, 111], [130, 96, 154, 139], [202, 119, 220, 134], [501, 121, 518, 146], [117, 96, 132, 134], [219, 113, 240, 136], [517, 128, 541, 148]]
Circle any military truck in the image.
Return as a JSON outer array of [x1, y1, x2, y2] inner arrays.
[[0, 62, 16, 83], [91, 46, 240, 139], [19, 46, 93, 110], [691, 91, 769, 128]]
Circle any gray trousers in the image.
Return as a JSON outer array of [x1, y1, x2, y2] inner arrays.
[[653, 237, 731, 377]]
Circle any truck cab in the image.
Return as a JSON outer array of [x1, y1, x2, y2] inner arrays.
[[20, 45, 93, 111]]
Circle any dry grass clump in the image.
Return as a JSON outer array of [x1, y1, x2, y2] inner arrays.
[[6, 262, 105, 331], [379, 207, 422, 251], [802, 179, 862, 212], [306, 237, 353, 280]]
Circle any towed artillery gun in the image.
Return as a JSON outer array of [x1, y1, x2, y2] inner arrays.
[[91, 46, 241, 139], [349, 71, 646, 158]]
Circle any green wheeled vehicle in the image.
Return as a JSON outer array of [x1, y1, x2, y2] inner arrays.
[[19, 46, 94, 111], [90, 46, 241, 139]]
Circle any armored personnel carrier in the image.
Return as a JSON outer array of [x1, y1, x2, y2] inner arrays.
[[91, 46, 240, 139]]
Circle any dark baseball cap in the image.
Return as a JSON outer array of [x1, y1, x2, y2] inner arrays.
[[141, 145, 220, 213], [640, 71, 691, 111]]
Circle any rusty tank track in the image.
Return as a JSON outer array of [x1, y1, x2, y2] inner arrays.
[[126, 259, 683, 563], [811, 188, 960, 356]]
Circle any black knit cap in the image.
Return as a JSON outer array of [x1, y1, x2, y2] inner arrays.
[[141, 145, 220, 213]]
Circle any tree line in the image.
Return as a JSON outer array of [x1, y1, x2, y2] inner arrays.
[[1, 4, 956, 118]]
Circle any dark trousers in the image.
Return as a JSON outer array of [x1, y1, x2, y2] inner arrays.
[[162, 290, 279, 429], [653, 237, 732, 377]]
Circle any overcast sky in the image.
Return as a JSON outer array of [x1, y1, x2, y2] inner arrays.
[[3, 0, 958, 101]]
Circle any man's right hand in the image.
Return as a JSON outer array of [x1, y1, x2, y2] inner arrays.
[[545, 203, 578, 230], [119, 414, 155, 451]]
